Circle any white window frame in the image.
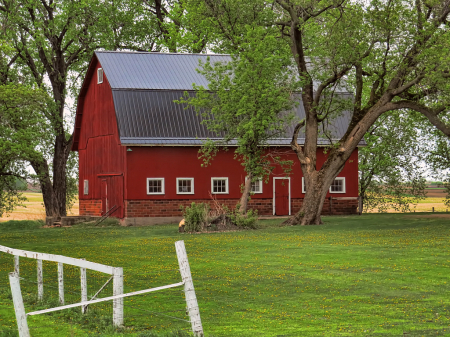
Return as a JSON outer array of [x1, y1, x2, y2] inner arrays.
[[97, 68, 103, 84], [246, 176, 263, 194], [147, 178, 165, 195], [83, 180, 89, 195], [211, 177, 229, 194], [329, 177, 346, 194], [273, 177, 291, 216], [176, 178, 194, 195], [302, 177, 306, 193]]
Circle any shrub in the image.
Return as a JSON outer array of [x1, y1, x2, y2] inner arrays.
[[180, 202, 209, 232], [230, 208, 258, 229]]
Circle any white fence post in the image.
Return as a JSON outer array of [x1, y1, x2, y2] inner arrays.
[[9, 272, 30, 337], [113, 267, 124, 327], [58, 262, 64, 305], [37, 259, 43, 301], [175, 240, 203, 337], [14, 255, 19, 276], [80, 262, 87, 314]]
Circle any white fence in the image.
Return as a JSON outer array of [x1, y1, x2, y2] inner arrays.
[[5, 240, 203, 337]]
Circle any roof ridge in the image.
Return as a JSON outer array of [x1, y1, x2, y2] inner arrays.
[[95, 50, 231, 57]]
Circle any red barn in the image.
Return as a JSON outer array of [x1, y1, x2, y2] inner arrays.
[[72, 51, 363, 225]]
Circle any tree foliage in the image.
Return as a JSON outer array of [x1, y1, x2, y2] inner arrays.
[[190, 0, 450, 224], [0, 81, 48, 216], [179, 26, 298, 212], [359, 112, 426, 213]]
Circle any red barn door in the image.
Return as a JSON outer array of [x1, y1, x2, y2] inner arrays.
[[99, 175, 124, 218], [274, 178, 290, 215], [101, 179, 107, 215]]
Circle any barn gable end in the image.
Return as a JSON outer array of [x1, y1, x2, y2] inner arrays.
[[73, 56, 125, 218]]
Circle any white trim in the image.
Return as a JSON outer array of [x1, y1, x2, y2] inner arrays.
[[273, 177, 291, 216], [147, 178, 165, 195], [251, 179, 263, 194], [176, 178, 194, 194], [211, 177, 229, 194], [329, 177, 346, 193], [302, 177, 306, 193], [83, 180, 89, 195], [246, 176, 263, 194], [97, 68, 103, 84]]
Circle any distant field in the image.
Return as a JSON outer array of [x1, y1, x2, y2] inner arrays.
[[424, 188, 447, 198], [0, 192, 79, 222]]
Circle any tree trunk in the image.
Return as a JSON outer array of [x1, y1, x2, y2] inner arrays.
[[52, 133, 69, 217], [30, 159, 58, 217], [283, 171, 333, 225], [239, 172, 253, 214]]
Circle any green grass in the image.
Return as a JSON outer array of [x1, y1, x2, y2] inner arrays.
[[1, 215, 450, 336]]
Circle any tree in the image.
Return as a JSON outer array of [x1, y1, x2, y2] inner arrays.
[[0, 38, 49, 216], [192, 0, 450, 225], [359, 112, 426, 213], [0, 82, 48, 216], [179, 27, 297, 213], [0, 0, 209, 218], [0, 0, 163, 217], [141, 0, 209, 53]]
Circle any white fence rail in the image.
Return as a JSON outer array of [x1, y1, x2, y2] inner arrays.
[[0, 244, 123, 326], [6, 240, 203, 337]]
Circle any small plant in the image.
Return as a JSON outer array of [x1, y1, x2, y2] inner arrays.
[[230, 207, 258, 229], [180, 202, 209, 232]]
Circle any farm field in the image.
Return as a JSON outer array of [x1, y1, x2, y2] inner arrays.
[[0, 193, 79, 222], [0, 214, 450, 336]]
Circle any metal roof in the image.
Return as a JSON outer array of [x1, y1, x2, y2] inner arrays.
[[95, 51, 231, 90], [112, 90, 365, 146], [92, 51, 365, 147]]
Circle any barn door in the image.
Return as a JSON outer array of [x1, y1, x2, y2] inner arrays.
[[274, 178, 290, 215], [108, 175, 124, 218], [101, 179, 108, 215], [99, 176, 124, 218]]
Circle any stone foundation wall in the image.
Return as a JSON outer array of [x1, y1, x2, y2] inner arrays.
[[79, 199, 102, 216], [124, 197, 358, 218]]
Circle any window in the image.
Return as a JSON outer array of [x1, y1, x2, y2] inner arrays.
[[177, 178, 194, 194], [302, 177, 306, 193], [147, 178, 164, 195], [83, 180, 89, 195], [97, 68, 103, 84], [251, 179, 263, 193], [211, 178, 229, 194], [329, 177, 346, 193]]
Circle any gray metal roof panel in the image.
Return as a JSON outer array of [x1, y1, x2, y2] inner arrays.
[[112, 90, 366, 146], [95, 51, 231, 90]]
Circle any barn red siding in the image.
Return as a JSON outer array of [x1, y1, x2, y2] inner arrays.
[[124, 146, 359, 216], [77, 59, 125, 218]]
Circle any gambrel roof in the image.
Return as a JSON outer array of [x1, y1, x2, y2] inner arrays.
[[73, 51, 365, 149]]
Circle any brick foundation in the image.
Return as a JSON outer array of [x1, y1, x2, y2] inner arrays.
[[79, 199, 102, 216], [124, 197, 358, 218]]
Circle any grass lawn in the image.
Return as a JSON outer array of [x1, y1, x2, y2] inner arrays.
[[0, 214, 450, 336]]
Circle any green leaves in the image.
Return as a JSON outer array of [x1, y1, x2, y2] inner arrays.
[[359, 111, 426, 212], [180, 26, 298, 181], [0, 82, 48, 216]]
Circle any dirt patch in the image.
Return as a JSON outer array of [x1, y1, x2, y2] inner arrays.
[[406, 214, 450, 219]]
